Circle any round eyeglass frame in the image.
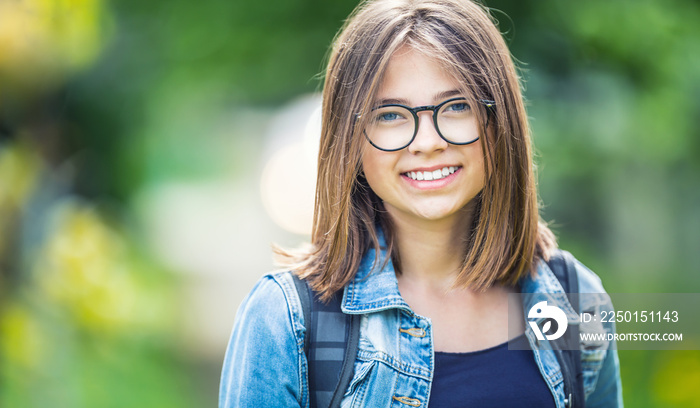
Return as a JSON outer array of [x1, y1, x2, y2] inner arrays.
[[362, 97, 496, 152]]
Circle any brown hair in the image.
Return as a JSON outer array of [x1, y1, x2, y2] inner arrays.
[[276, 0, 556, 301]]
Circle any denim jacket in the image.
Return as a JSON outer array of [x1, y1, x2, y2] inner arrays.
[[219, 243, 623, 408]]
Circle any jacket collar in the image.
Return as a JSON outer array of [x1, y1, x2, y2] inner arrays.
[[520, 259, 580, 324], [341, 230, 412, 314]]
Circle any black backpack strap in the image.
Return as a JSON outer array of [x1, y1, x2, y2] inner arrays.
[[292, 273, 313, 355], [329, 314, 360, 407], [290, 273, 360, 408], [546, 250, 585, 408]]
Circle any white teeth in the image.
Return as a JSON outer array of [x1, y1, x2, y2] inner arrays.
[[404, 166, 459, 181]]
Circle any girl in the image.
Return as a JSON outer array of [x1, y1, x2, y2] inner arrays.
[[220, 0, 622, 406]]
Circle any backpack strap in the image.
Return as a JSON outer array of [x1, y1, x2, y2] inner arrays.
[[546, 250, 585, 408], [291, 273, 313, 355], [290, 273, 360, 408], [330, 310, 360, 407]]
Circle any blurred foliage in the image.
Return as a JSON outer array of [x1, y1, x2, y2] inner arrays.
[[0, 0, 111, 103], [0, 199, 195, 407], [1, 0, 699, 406], [0, 0, 201, 406]]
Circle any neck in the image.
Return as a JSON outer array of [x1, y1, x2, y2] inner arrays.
[[387, 202, 476, 291]]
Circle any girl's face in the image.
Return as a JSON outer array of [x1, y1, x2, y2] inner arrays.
[[362, 46, 486, 226]]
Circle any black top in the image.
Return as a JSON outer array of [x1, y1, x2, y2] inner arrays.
[[428, 335, 556, 408]]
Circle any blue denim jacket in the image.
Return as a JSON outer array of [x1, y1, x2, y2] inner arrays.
[[219, 243, 623, 408]]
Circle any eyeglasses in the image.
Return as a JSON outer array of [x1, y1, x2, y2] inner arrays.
[[362, 97, 496, 152]]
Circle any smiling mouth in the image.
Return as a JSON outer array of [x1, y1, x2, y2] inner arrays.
[[403, 166, 461, 181]]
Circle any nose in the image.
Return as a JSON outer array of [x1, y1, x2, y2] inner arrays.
[[406, 111, 448, 154]]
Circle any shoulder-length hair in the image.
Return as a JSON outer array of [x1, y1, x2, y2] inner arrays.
[[277, 0, 556, 301]]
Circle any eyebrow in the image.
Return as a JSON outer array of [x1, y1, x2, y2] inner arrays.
[[373, 89, 464, 107]]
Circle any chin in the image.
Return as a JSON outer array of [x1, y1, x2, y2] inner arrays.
[[412, 205, 465, 222]]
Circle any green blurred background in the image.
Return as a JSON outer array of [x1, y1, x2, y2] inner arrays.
[[1, 0, 699, 406]]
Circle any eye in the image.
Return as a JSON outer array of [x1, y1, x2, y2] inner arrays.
[[378, 112, 400, 122], [445, 101, 470, 112], [371, 107, 409, 125]]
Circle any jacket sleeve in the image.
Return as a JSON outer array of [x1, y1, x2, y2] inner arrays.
[[586, 347, 624, 407], [219, 274, 305, 408], [576, 260, 624, 407]]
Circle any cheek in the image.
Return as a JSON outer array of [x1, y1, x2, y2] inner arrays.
[[361, 154, 382, 193], [361, 147, 397, 195], [459, 140, 487, 193]]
